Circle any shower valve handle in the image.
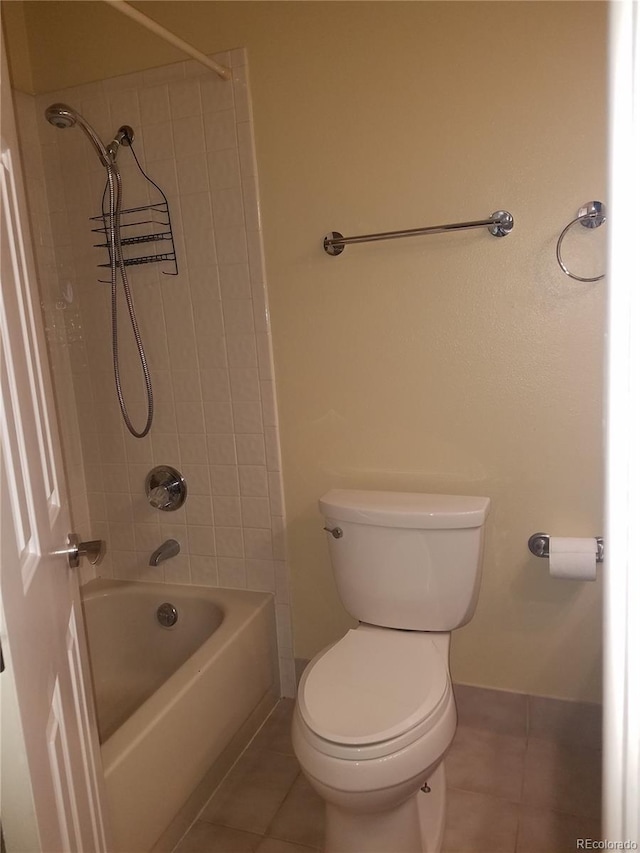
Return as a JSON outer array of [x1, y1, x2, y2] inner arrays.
[[65, 533, 105, 569], [145, 465, 187, 512]]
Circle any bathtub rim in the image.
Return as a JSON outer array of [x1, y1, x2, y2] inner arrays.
[[80, 578, 276, 773]]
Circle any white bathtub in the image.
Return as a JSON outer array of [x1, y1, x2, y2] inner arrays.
[[81, 579, 278, 853]]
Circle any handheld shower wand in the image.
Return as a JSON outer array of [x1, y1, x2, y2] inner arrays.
[[45, 103, 153, 439], [45, 103, 113, 166], [45, 104, 134, 165]]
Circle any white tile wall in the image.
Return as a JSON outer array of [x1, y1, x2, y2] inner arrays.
[[17, 50, 295, 697]]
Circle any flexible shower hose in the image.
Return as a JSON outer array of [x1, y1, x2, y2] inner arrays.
[[106, 164, 153, 438]]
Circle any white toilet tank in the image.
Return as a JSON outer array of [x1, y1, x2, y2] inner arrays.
[[319, 490, 490, 631]]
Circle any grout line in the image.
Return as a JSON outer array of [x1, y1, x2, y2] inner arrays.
[[261, 768, 302, 841], [262, 832, 319, 852], [174, 724, 277, 840], [446, 784, 523, 807], [513, 802, 523, 853]]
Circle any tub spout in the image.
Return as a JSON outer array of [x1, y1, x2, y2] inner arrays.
[[149, 539, 180, 566]]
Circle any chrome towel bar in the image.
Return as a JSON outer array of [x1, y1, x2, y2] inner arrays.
[[527, 532, 605, 563], [323, 210, 514, 256]]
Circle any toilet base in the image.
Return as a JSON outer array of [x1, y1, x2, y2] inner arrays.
[[324, 762, 447, 853], [417, 763, 447, 853]]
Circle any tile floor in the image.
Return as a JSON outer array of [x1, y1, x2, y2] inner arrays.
[[173, 689, 602, 853]]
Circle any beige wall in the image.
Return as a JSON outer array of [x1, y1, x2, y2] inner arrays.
[[4, 1, 607, 701], [1, 0, 33, 94]]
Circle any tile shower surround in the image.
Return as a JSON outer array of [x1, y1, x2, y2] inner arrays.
[[17, 49, 295, 696]]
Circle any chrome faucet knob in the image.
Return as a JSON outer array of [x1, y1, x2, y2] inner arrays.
[[145, 465, 187, 512], [148, 485, 172, 510]]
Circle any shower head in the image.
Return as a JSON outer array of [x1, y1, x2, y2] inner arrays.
[[44, 102, 112, 168], [44, 103, 78, 129]]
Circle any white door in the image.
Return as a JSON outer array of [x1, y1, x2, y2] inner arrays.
[[0, 30, 109, 853], [604, 0, 640, 842]]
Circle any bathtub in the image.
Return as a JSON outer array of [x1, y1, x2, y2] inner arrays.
[[81, 579, 278, 853]]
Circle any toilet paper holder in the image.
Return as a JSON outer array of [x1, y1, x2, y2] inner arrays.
[[527, 532, 604, 563]]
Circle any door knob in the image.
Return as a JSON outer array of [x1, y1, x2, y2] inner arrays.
[[66, 533, 105, 569]]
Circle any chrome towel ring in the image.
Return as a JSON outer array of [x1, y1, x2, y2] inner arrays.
[[555, 200, 606, 282]]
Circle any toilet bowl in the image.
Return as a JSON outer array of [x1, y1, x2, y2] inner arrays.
[[294, 625, 456, 853], [292, 490, 490, 853]]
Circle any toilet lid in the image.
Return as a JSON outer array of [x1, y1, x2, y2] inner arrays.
[[299, 628, 449, 746]]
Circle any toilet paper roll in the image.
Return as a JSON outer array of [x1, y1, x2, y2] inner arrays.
[[548, 537, 597, 581]]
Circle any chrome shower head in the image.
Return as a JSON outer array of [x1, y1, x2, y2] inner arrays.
[[45, 103, 77, 129], [44, 102, 112, 168]]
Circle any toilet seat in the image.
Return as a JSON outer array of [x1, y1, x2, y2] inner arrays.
[[298, 627, 450, 760]]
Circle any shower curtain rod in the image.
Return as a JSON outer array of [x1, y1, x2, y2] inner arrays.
[[102, 0, 232, 81]]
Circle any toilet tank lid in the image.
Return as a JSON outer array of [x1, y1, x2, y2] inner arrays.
[[319, 489, 490, 529]]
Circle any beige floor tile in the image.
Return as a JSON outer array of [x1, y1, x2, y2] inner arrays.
[[256, 839, 317, 853], [442, 787, 519, 853], [249, 699, 296, 755], [528, 696, 602, 751], [174, 821, 263, 853], [445, 726, 526, 803], [201, 749, 300, 835], [516, 805, 601, 852], [267, 774, 324, 849], [180, 694, 607, 853], [453, 684, 528, 738], [522, 738, 602, 820]]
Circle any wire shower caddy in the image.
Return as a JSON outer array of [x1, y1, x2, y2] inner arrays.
[[90, 140, 178, 280]]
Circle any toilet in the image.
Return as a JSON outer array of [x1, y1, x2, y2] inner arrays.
[[292, 489, 490, 853]]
